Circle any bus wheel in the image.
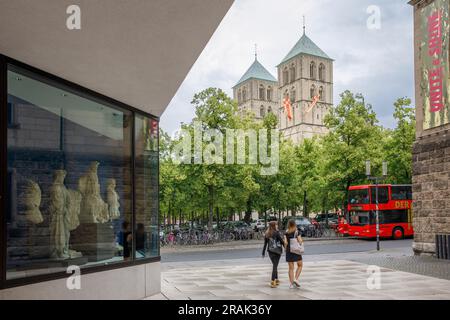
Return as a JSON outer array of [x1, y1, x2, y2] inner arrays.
[[392, 227, 404, 240]]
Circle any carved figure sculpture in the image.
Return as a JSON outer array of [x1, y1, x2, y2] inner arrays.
[[49, 170, 83, 259], [66, 189, 82, 231], [106, 179, 120, 221], [23, 179, 43, 224], [78, 161, 109, 223]]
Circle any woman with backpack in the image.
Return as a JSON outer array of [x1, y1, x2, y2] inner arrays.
[[284, 219, 304, 289], [262, 221, 284, 288]]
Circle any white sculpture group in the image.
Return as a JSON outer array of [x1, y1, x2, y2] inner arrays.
[[23, 161, 121, 260]]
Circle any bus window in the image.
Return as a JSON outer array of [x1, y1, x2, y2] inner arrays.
[[348, 189, 370, 204], [379, 210, 408, 224], [349, 211, 370, 225], [370, 186, 389, 204], [391, 186, 412, 200]]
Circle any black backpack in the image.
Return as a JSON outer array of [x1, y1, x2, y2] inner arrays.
[[268, 235, 282, 255]]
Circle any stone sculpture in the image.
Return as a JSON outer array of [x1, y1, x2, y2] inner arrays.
[[78, 161, 109, 223], [106, 178, 120, 221], [49, 170, 82, 260], [23, 179, 43, 225]]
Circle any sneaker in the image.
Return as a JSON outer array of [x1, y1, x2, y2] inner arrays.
[[293, 279, 301, 288], [275, 279, 280, 285], [289, 283, 295, 289], [270, 281, 277, 288]]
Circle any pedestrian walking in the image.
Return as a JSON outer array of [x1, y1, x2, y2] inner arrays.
[[262, 221, 284, 288], [284, 219, 304, 288]]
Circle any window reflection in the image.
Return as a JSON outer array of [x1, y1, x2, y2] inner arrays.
[[134, 115, 159, 259], [6, 64, 159, 280]]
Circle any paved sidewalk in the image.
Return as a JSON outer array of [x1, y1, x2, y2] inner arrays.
[[350, 255, 450, 281], [155, 258, 450, 300]]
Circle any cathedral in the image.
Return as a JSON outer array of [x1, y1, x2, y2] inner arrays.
[[232, 29, 334, 144]]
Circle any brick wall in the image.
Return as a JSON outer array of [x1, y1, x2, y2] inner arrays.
[[412, 132, 450, 255]]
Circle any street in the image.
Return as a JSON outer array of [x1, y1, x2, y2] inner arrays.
[[161, 239, 413, 263]]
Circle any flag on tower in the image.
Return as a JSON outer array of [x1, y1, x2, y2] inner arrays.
[[306, 95, 320, 113], [283, 96, 293, 120]]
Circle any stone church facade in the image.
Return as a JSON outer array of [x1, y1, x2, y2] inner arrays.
[[233, 31, 333, 144]]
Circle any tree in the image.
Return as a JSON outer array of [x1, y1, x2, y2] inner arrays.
[[190, 88, 238, 230], [159, 86, 415, 230], [322, 90, 384, 207], [385, 98, 415, 183]]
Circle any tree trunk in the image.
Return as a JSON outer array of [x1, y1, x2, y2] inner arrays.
[[303, 190, 308, 218], [216, 207, 220, 229], [208, 186, 214, 231], [263, 210, 267, 229], [278, 210, 281, 228], [168, 202, 171, 225], [243, 199, 252, 223]]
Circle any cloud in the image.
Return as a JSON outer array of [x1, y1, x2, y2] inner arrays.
[[160, 0, 414, 134]]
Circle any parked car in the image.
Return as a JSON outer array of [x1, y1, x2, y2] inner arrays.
[[313, 213, 339, 229], [282, 216, 314, 236], [294, 217, 314, 236], [250, 219, 267, 231], [223, 221, 253, 233]]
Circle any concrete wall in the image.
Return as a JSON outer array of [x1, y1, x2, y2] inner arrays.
[[1, 262, 161, 300], [0, 0, 234, 117]]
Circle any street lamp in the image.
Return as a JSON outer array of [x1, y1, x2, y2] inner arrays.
[[365, 160, 388, 251]]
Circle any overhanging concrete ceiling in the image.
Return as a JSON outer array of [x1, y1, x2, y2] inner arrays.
[[0, 0, 234, 117]]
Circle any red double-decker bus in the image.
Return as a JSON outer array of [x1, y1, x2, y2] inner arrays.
[[346, 184, 413, 239]]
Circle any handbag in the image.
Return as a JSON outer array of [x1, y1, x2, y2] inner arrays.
[[267, 235, 282, 255], [289, 230, 305, 255]]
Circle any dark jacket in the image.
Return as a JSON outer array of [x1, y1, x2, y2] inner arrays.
[[262, 230, 284, 256]]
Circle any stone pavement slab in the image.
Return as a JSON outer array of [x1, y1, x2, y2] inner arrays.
[[159, 259, 450, 300]]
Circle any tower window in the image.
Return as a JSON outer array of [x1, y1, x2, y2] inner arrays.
[[268, 106, 272, 113], [290, 87, 296, 103], [267, 87, 272, 101], [319, 63, 325, 81], [259, 85, 265, 100], [319, 86, 324, 101], [310, 85, 316, 99], [260, 105, 265, 117], [290, 64, 296, 83], [310, 61, 316, 79], [283, 67, 289, 85]]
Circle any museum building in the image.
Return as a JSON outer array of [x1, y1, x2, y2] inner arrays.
[[0, 0, 233, 299], [409, 0, 450, 256]]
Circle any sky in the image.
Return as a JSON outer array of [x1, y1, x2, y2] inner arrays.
[[160, 0, 414, 135]]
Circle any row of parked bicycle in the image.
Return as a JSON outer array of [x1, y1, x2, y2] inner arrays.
[[160, 213, 340, 246]]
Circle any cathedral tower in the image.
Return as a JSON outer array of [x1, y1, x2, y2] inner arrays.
[[233, 54, 279, 120], [277, 28, 333, 143]]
